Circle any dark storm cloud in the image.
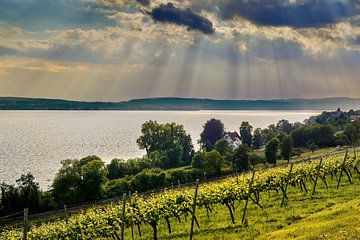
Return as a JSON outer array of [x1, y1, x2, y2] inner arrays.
[[0, 0, 116, 31], [149, 3, 214, 34], [214, 0, 357, 28]]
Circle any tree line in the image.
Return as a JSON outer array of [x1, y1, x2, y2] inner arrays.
[[1, 109, 359, 217]]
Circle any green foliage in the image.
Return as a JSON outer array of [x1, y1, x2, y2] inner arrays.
[[280, 134, 293, 162], [192, 150, 224, 177], [265, 138, 280, 165], [107, 159, 130, 180], [214, 139, 233, 161], [249, 153, 265, 167], [129, 168, 166, 192], [200, 118, 224, 151], [104, 179, 130, 198], [334, 132, 349, 146], [52, 156, 107, 205], [344, 121, 360, 145], [165, 168, 203, 184], [262, 127, 277, 144], [240, 121, 253, 147], [276, 119, 293, 134], [232, 144, 250, 171], [291, 124, 335, 148], [3, 153, 358, 240], [0, 173, 41, 215], [252, 128, 263, 149], [136, 121, 194, 168]]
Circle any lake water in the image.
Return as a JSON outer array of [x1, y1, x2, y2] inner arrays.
[[0, 110, 321, 189]]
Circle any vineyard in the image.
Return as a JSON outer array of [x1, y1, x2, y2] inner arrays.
[[1, 151, 359, 240]]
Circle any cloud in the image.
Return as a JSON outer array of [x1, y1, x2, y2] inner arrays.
[[210, 0, 357, 28], [148, 3, 215, 34], [136, 0, 150, 6], [0, 0, 116, 31]]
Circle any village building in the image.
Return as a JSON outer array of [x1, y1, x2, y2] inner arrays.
[[223, 131, 242, 149]]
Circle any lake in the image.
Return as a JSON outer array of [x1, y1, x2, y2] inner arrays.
[[0, 110, 321, 189]]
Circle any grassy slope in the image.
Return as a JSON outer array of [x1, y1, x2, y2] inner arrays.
[[117, 175, 360, 240]]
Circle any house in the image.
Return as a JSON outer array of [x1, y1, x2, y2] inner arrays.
[[350, 115, 360, 122], [223, 131, 242, 149]]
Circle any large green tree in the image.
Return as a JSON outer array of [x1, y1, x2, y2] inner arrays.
[[265, 138, 280, 165], [192, 150, 224, 177], [200, 118, 225, 151], [252, 128, 263, 149], [52, 156, 107, 204], [276, 119, 293, 134], [232, 144, 250, 171], [280, 134, 293, 162], [240, 121, 253, 147], [137, 121, 194, 168]]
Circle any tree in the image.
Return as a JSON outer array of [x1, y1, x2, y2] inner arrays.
[[291, 125, 335, 147], [52, 156, 107, 204], [107, 159, 131, 180], [280, 135, 293, 162], [214, 139, 233, 161], [0, 173, 41, 215], [200, 118, 224, 151], [240, 121, 253, 146], [265, 138, 280, 165], [262, 128, 277, 144], [252, 128, 263, 149], [232, 144, 250, 171], [344, 122, 360, 145], [192, 150, 224, 177], [276, 119, 293, 134], [137, 121, 194, 168]]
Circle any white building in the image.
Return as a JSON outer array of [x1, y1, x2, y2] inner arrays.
[[223, 132, 242, 149]]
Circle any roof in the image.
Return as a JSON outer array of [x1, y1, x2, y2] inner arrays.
[[223, 131, 241, 142]]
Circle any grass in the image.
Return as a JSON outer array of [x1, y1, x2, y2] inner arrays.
[[116, 173, 360, 240]]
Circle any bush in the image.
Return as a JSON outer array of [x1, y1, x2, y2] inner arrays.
[[192, 150, 224, 177], [232, 145, 250, 171], [130, 168, 166, 192], [249, 153, 265, 167], [104, 179, 130, 198]]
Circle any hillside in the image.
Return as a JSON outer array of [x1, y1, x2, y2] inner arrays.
[[1, 97, 360, 110], [1, 152, 359, 239]]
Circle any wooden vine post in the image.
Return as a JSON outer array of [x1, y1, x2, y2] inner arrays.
[[312, 158, 323, 196], [189, 179, 200, 240], [23, 208, 28, 240], [354, 147, 357, 159], [281, 163, 293, 207], [242, 171, 256, 224], [64, 205, 69, 224], [337, 150, 348, 189], [128, 191, 134, 240], [121, 193, 127, 240]]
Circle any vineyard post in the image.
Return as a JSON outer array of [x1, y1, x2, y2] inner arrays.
[[337, 150, 348, 189], [129, 191, 134, 240], [312, 158, 323, 196], [354, 147, 357, 159], [242, 171, 256, 224], [22, 208, 28, 240], [64, 205, 69, 224], [281, 163, 293, 207], [121, 193, 127, 240], [178, 179, 181, 189], [189, 179, 200, 240]]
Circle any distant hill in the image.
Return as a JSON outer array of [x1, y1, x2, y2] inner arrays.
[[0, 97, 360, 110]]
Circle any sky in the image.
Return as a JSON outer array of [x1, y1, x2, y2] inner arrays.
[[0, 0, 360, 101]]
